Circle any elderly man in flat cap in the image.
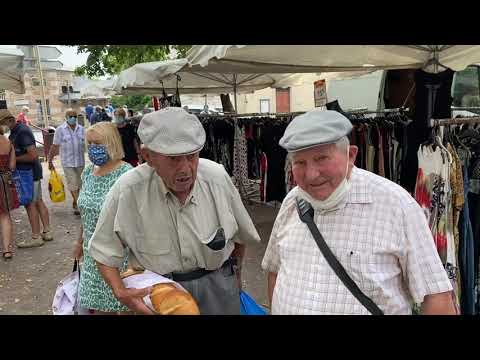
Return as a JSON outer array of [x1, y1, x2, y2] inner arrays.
[[88, 107, 260, 315], [261, 110, 457, 315]]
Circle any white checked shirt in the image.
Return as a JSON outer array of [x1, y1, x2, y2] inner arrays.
[[262, 167, 452, 315], [53, 122, 85, 168]]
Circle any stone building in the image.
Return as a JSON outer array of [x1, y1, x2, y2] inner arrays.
[[4, 69, 110, 127]]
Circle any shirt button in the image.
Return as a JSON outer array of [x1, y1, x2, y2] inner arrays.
[[182, 257, 189, 263]]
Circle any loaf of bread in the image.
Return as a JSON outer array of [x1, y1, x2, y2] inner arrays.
[[150, 283, 200, 315]]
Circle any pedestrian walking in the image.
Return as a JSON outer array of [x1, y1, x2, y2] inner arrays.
[[48, 109, 86, 216], [0, 109, 53, 248], [75, 122, 132, 314]]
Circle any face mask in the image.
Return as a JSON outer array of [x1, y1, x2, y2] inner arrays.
[[88, 144, 109, 166], [67, 116, 77, 125], [297, 146, 351, 212], [116, 116, 125, 125]]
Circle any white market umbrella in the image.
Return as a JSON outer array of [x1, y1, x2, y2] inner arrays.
[[187, 45, 480, 74], [112, 58, 317, 111], [0, 48, 25, 94], [80, 79, 116, 98]]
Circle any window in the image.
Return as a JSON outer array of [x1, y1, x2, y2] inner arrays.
[[452, 65, 480, 107], [260, 99, 270, 113], [32, 78, 47, 87]]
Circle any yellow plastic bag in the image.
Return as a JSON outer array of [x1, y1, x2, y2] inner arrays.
[[48, 169, 66, 203]]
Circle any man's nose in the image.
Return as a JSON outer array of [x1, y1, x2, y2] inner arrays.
[[305, 165, 320, 181], [176, 156, 190, 169]]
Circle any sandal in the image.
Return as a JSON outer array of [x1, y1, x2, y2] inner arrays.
[[2, 251, 12, 260]]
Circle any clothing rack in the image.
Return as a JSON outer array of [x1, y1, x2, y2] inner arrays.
[[451, 106, 480, 112], [198, 111, 305, 119], [430, 117, 480, 127], [347, 107, 409, 115]]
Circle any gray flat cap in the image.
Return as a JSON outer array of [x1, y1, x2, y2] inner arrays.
[[279, 110, 352, 152], [138, 107, 206, 156]]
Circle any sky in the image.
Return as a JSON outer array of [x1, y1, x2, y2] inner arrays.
[[0, 45, 88, 71]]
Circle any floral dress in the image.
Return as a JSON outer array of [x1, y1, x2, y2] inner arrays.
[[77, 163, 132, 312]]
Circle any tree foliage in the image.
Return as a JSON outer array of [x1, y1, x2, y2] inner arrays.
[[110, 95, 151, 112], [70, 45, 234, 112], [72, 45, 192, 78]]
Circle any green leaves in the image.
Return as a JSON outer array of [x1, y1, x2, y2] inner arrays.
[[111, 95, 152, 112], [71, 45, 192, 78]]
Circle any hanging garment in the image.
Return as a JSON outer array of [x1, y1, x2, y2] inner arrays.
[[416, 142, 460, 309], [458, 159, 476, 315], [402, 69, 455, 193], [152, 96, 159, 111], [260, 123, 288, 203], [377, 125, 385, 178], [260, 152, 268, 202], [468, 154, 480, 312], [233, 123, 249, 198], [448, 143, 465, 307]]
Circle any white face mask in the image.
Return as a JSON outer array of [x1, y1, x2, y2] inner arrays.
[[297, 146, 351, 212]]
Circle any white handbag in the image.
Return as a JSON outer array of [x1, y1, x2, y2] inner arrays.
[[52, 260, 89, 315]]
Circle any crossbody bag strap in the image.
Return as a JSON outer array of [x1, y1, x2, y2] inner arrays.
[[296, 197, 384, 315]]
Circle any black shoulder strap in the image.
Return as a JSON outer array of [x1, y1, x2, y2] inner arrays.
[[73, 259, 80, 278], [296, 197, 384, 315]]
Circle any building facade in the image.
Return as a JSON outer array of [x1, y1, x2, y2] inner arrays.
[[3, 69, 106, 127], [235, 79, 321, 114]]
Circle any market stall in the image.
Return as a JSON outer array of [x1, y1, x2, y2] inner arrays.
[[0, 48, 25, 94]]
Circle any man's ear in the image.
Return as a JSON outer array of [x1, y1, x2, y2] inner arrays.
[[348, 145, 358, 166], [140, 146, 152, 166]]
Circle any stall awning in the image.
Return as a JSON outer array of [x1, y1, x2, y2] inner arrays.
[[0, 48, 25, 94], [186, 45, 480, 74]]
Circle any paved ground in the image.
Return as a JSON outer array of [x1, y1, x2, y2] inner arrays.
[[0, 162, 278, 314]]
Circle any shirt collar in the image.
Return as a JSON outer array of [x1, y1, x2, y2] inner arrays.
[[346, 166, 373, 204], [62, 122, 79, 131]]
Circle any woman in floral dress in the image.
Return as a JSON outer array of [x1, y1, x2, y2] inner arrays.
[[75, 122, 132, 313]]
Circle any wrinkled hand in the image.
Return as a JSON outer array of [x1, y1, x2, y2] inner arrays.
[[115, 287, 155, 315], [73, 241, 83, 260]]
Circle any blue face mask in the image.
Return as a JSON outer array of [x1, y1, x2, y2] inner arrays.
[[88, 144, 109, 166], [67, 116, 77, 125], [116, 116, 126, 125]]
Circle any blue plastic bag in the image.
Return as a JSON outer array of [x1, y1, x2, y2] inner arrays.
[[240, 291, 267, 315], [12, 169, 34, 206]]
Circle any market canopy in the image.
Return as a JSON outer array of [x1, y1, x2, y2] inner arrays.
[[112, 58, 316, 96], [186, 45, 480, 74], [0, 48, 25, 94]]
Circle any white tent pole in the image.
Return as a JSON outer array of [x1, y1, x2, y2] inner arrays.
[[233, 73, 238, 114], [34, 45, 49, 128]]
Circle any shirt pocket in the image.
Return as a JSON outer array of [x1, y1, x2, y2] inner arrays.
[[336, 250, 400, 302], [135, 234, 174, 273], [198, 215, 238, 269], [77, 132, 85, 147]]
